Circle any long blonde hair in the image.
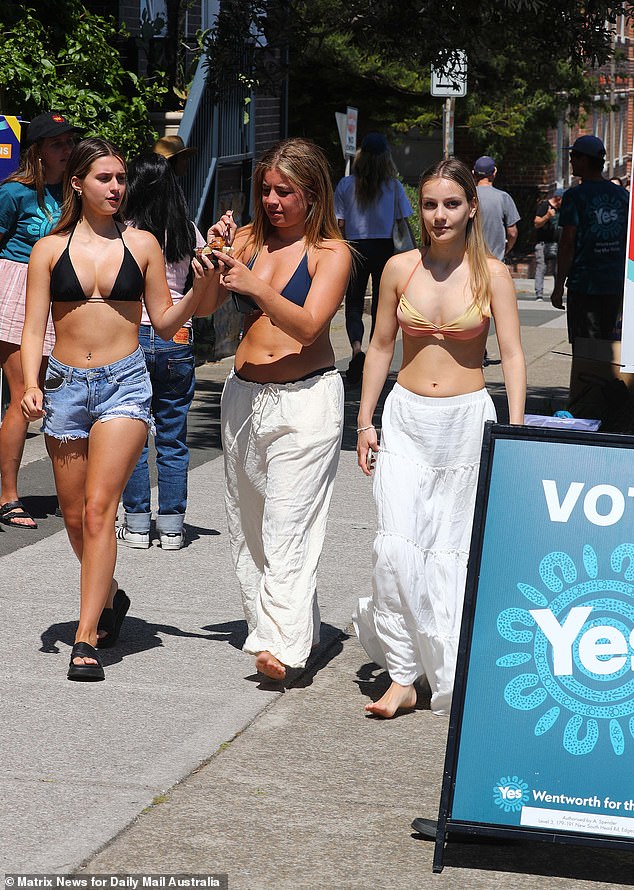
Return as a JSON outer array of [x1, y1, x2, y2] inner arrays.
[[243, 138, 343, 258], [418, 158, 492, 316], [52, 138, 126, 235]]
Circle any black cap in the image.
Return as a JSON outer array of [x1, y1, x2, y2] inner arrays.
[[26, 112, 82, 145]]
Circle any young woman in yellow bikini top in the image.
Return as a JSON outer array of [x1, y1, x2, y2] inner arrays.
[[396, 258, 489, 341], [357, 157, 526, 475]]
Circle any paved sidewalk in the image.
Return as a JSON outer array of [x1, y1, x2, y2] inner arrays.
[[5, 285, 632, 887]]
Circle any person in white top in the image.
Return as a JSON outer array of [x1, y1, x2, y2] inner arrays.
[[334, 133, 413, 384]]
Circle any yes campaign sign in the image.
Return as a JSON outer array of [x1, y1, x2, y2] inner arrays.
[[434, 423, 634, 873], [0, 116, 21, 180]]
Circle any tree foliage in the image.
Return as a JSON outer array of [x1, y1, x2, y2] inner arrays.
[[205, 0, 633, 171], [282, 0, 634, 169], [0, 2, 166, 157]]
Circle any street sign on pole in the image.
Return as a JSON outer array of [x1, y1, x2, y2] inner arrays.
[[431, 50, 468, 98]]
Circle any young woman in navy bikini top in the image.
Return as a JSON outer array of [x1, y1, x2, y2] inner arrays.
[[354, 157, 526, 720], [199, 138, 352, 684], [20, 137, 213, 682]]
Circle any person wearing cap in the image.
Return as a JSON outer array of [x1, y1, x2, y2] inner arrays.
[[472, 156, 520, 261], [334, 133, 413, 384], [0, 111, 80, 530], [533, 187, 563, 300], [551, 135, 628, 347], [152, 134, 197, 177]]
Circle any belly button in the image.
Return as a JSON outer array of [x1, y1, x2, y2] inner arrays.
[[431, 382, 438, 388]]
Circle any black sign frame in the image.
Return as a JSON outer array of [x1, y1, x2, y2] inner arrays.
[[434, 422, 634, 873]]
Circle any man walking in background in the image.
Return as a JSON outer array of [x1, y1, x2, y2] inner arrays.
[[473, 155, 521, 260], [533, 187, 563, 300], [551, 135, 628, 348]]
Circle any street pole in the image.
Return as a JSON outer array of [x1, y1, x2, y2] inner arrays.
[[443, 98, 455, 159]]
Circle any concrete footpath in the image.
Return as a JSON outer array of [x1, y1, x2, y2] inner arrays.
[[3, 283, 634, 888]]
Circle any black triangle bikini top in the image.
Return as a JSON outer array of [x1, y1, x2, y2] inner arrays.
[[50, 223, 144, 303]]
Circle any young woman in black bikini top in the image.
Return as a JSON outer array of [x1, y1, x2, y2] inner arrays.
[[20, 137, 213, 684], [49, 222, 143, 303]]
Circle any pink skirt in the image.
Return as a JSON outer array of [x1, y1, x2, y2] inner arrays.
[[0, 257, 55, 355]]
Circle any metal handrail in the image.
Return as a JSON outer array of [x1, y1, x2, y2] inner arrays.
[[178, 53, 255, 230]]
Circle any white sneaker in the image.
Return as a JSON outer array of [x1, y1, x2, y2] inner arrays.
[[116, 525, 150, 549], [159, 531, 183, 551]]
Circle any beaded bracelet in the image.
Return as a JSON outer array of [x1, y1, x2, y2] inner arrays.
[[356, 424, 375, 434]]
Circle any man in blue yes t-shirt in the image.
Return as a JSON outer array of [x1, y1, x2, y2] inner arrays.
[[551, 135, 628, 348]]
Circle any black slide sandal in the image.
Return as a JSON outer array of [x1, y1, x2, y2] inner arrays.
[[67, 642, 105, 681], [97, 589, 131, 649], [0, 499, 38, 529]]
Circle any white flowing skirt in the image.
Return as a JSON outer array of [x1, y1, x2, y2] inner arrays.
[[354, 383, 496, 715]]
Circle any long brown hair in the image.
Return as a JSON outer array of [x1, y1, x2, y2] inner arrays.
[[3, 144, 54, 219], [243, 138, 343, 259], [418, 158, 492, 315], [352, 147, 398, 209], [52, 137, 127, 235]]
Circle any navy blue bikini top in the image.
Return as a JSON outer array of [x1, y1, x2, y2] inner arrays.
[[232, 252, 312, 314], [50, 223, 144, 303]]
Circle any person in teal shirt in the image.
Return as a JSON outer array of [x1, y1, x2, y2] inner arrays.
[[0, 111, 80, 529]]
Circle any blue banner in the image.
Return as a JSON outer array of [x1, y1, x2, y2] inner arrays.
[[0, 116, 22, 180], [447, 428, 634, 844]]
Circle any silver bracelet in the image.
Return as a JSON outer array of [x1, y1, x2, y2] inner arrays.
[[356, 424, 375, 434]]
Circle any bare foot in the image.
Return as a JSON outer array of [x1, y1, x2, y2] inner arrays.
[[365, 681, 417, 718], [255, 650, 286, 681]]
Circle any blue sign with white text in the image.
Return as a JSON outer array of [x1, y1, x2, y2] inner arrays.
[[451, 433, 634, 842]]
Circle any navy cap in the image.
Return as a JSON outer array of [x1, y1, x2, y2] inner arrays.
[[567, 135, 605, 159], [361, 132, 389, 155], [473, 155, 496, 176], [554, 187, 564, 197]]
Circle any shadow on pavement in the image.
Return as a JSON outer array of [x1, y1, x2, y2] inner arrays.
[[40, 615, 221, 662], [18, 493, 59, 523], [228, 624, 349, 692], [440, 836, 634, 884], [201, 619, 248, 651], [355, 660, 432, 713], [187, 378, 223, 454]]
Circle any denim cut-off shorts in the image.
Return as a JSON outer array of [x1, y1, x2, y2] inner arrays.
[[41, 346, 154, 441]]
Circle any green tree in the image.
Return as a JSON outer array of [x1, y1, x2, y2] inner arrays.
[[0, 2, 166, 157], [283, 0, 633, 170], [204, 1, 633, 172]]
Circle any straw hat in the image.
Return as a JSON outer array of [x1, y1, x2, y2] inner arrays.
[[152, 135, 197, 175]]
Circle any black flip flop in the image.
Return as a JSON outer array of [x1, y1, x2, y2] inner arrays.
[[0, 499, 38, 529], [67, 642, 105, 681], [97, 589, 131, 649]]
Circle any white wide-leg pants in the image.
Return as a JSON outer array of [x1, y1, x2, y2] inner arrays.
[[354, 384, 496, 715], [222, 368, 344, 668]]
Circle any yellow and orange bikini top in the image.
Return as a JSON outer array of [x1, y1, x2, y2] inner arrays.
[[396, 259, 489, 340]]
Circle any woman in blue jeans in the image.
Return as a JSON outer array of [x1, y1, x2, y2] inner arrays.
[[117, 152, 208, 551]]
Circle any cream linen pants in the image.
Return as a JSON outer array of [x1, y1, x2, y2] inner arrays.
[[221, 368, 344, 668]]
